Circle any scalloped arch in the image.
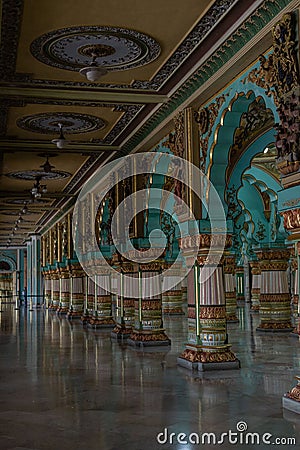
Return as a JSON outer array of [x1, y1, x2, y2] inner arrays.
[[207, 89, 277, 212], [0, 254, 17, 271]]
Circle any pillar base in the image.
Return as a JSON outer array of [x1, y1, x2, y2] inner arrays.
[[290, 328, 300, 337], [177, 357, 240, 371], [283, 395, 300, 414], [48, 304, 57, 311], [198, 360, 240, 371], [256, 322, 293, 332], [81, 312, 90, 324], [226, 315, 239, 323], [66, 311, 82, 320], [177, 345, 240, 370], [57, 307, 68, 315], [87, 317, 115, 329], [177, 357, 199, 370], [111, 324, 132, 340], [127, 329, 171, 347]]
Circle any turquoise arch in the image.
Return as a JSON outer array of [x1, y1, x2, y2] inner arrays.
[[201, 55, 278, 213]]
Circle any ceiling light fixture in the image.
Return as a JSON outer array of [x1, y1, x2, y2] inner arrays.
[[31, 176, 47, 199], [79, 52, 107, 82], [21, 203, 28, 214], [40, 155, 55, 173], [51, 123, 68, 149]]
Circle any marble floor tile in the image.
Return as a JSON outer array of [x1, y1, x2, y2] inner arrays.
[[0, 303, 299, 449]]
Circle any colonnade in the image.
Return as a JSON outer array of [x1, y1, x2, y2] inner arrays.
[[42, 252, 251, 353]]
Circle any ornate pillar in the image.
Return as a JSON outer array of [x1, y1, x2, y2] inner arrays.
[[84, 274, 95, 321], [43, 271, 51, 309], [290, 251, 299, 335], [67, 263, 84, 319], [88, 273, 115, 328], [57, 266, 71, 314], [33, 234, 42, 307], [177, 234, 240, 371], [49, 268, 60, 311], [127, 262, 170, 347], [181, 275, 188, 309], [111, 263, 135, 339], [162, 284, 184, 315], [224, 255, 238, 322], [235, 265, 245, 303], [162, 266, 184, 315], [26, 238, 32, 308], [282, 238, 300, 414], [256, 248, 292, 332], [250, 261, 261, 312]]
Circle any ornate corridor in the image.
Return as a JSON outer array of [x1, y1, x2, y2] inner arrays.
[[1, 0, 300, 448]]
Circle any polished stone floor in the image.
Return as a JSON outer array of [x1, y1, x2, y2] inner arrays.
[[1, 301, 300, 450]]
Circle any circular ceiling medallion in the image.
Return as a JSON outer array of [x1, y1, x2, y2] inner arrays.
[[5, 170, 71, 180], [16, 112, 106, 134], [30, 26, 161, 72], [78, 44, 116, 58]]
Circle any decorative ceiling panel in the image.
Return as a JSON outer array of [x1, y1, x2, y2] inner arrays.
[[30, 26, 161, 72], [0, 0, 279, 246]]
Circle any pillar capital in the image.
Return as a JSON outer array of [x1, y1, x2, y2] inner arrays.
[[255, 248, 290, 271], [179, 233, 232, 252], [223, 255, 236, 274], [250, 260, 261, 275], [255, 248, 290, 261]]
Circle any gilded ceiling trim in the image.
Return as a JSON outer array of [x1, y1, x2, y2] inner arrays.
[[0, 86, 168, 104]]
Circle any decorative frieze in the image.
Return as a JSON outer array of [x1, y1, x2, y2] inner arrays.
[[179, 234, 232, 251]]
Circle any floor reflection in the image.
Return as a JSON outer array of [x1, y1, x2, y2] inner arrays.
[[0, 303, 299, 450]]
